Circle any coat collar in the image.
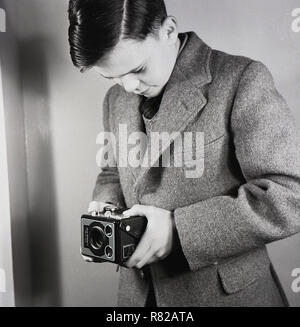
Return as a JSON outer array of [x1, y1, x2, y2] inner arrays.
[[116, 32, 212, 191], [141, 31, 212, 134]]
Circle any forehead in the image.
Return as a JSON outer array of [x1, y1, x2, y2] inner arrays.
[[94, 36, 159, 77]]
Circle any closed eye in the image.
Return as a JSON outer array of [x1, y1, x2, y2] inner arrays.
[[99, 66, 145, 80], [134, 66, 145, 74]]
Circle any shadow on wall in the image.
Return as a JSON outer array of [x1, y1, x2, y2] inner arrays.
[[20, 37, 61, 307]]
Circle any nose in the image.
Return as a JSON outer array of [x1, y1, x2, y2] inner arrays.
[[118, 75, 140, 93]]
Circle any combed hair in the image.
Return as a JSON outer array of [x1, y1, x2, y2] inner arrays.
[[68, 0, 168, 72]]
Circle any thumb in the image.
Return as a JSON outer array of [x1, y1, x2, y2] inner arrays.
[[123, 204, 149, 217]]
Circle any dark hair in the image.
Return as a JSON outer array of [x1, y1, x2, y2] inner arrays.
[[68, 0, 168, 72]]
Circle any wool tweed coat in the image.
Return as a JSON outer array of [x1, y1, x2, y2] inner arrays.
[[92, 31, 300, 307]]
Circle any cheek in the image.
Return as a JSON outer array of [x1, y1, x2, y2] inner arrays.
[[143, 63, 166, 85], [141, 47, 169, 85], [143, 72, 162, 85]]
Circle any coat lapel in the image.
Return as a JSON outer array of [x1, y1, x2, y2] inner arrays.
[[114, 92, 145, 181], [133, 32, 213, 194]]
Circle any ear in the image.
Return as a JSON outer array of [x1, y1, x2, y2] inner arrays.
[[159, 16, 178, 44]]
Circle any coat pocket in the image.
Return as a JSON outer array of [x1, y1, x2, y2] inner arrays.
[[217, 247, 271, 294]]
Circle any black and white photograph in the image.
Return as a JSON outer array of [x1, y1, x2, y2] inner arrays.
[[1, 0, 300, 309]]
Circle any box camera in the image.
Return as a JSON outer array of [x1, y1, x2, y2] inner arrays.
[[81, 205, 147, 266]]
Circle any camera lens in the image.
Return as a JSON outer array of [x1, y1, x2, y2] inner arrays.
[[105, 225, 113, 237], [105, 246, 113, 258], [90, 226, 106, 251]]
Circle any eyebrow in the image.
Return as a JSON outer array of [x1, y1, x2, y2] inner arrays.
[[99, 63, 144, 79]]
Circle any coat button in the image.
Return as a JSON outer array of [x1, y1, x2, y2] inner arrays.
[[139, 269, 145, 279]]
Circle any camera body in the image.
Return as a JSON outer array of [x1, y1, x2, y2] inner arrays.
[[81, 205, 147, 266]]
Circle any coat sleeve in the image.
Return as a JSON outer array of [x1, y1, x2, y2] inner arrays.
[[92, 88, 125, 207], [173, 61, 300, 272]]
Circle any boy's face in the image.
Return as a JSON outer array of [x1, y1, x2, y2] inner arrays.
[[93, 20, 180, 98]]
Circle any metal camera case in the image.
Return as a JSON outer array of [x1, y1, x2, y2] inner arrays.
[[81, 205, 147, 266]]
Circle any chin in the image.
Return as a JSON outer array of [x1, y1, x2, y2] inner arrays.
[[147, 87, 163, 98]]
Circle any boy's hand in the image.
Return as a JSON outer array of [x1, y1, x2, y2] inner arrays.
[[80, 247, 94, 263], [87, 201, 112, 214], [123, 205, 175, 269]]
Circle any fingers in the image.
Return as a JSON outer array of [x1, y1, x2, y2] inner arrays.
[[82, 255, 94, 263], [80, 247, 94, 263], [135, 247, 157, 269], [126, 231, 152, 268], [87, 201, 110, 214]]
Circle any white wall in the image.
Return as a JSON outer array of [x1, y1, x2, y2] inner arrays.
[[5, 0, 118, 306], [0, 48, 15, 308], [0, 0, 32, 306], [2, 0, 300, 306]]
